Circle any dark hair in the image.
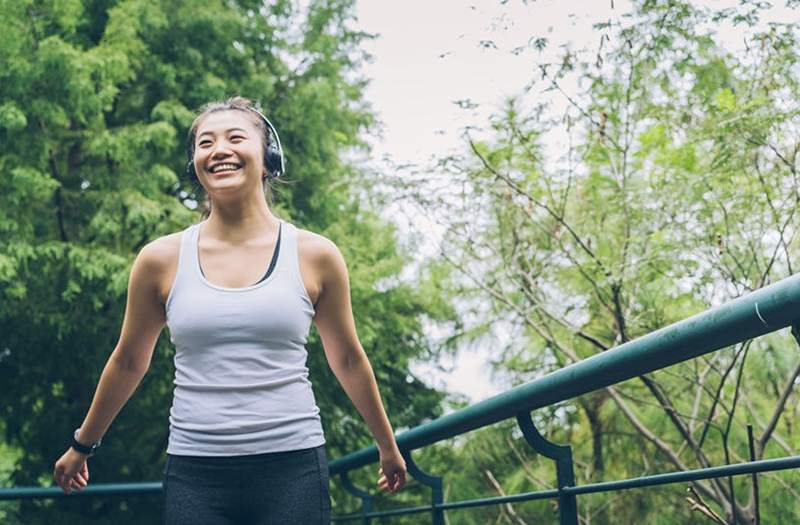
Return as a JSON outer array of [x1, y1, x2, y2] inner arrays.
[[186, 96, 281, 218]]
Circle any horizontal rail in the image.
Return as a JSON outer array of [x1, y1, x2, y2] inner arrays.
[[332, 490, 562, 522], [330, 456, 800, 521], [4, 456, 796, 512], [0, 482, 163, 501], [564, 455, 800, 495], [330, 274, 800, 474]]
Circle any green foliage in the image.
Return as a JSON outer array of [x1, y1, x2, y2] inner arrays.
[[0, 0, 457, 522]]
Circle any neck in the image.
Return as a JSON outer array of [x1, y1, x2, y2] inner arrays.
[[203, 192, 280, 244]]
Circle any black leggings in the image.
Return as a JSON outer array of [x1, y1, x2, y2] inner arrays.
[[163, 445, 331, 525]]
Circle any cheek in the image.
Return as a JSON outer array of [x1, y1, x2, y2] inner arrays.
[[193, 150, 209, 172]]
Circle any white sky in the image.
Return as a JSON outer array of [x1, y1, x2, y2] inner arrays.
[[354, 0, 623, 166], [349, 0, 796, 405]]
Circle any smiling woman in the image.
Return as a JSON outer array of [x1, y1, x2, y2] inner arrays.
[[52, 97, 408, 524]]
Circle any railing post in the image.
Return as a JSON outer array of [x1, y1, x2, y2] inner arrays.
[[402, 450, 444, 525], [516, 411, 578, 525], [339, 471, 373, 525]]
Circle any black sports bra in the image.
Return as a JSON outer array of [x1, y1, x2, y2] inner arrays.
[[197, 222, 282, 285]]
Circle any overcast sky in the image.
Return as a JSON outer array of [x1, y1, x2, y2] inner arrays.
[[354, 0, 624, 166]]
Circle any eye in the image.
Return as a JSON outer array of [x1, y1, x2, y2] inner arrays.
[[230, 135, 245, 142], [198, 140, 211, 147]]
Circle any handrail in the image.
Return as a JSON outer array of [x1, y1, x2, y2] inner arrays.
[[329, 273, 800, 474]]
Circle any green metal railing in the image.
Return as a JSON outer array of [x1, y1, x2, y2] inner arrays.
[[326, 273, 800, 524], [2, 273, 800, 524]]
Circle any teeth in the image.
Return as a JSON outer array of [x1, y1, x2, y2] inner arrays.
[[211, 163, 241, 173]]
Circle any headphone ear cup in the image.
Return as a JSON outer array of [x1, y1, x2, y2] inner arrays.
[[265, 143, 282, 179]]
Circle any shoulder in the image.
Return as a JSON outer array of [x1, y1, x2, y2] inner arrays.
[[130, 230, 185, 302], [137, 230, 183, 270], [295, 226, 348, 278]]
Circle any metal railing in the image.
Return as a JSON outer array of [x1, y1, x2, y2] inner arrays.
[[325, 273, 800, 524], [2, 274, 800, 524]]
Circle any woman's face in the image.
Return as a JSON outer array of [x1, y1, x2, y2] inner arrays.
[[193, 110, 265, 195]]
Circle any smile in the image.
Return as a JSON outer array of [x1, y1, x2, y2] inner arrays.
[[209, 163, 242, 174]]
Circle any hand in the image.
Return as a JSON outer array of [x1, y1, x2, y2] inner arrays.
[[53, 448, 90, 494], [376, 446, 407, 494]]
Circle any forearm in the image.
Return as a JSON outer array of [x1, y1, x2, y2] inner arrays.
[[332, 352, 399, 453], [75, 350, 147, 445]]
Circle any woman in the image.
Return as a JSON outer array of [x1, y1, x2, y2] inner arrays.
[[53, 96, 407, 524]]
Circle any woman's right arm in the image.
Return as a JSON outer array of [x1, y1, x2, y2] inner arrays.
[[53, 240, 169, 493]]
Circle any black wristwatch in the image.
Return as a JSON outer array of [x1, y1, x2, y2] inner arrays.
[[71, 428, 101, 456]]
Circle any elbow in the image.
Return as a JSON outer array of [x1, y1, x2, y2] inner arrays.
[[331, 347, 369, 375], [110, 346, 151, 377]]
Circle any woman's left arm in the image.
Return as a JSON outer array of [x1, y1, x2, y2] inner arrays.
[[312, 238, 407, 494]]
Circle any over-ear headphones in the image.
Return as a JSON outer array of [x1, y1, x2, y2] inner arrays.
[[255, 110, 285, 179], [185, 109, 285, 182]]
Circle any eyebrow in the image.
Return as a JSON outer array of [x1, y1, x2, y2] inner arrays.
[[197, 127, 250, 139]]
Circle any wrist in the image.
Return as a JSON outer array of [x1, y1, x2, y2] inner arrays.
[[69, 446, 90, 457], [71, 428, 101, 457], [377, 440, 401, 455]]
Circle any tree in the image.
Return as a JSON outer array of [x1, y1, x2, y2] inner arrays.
[[386, 1, 800, 523]]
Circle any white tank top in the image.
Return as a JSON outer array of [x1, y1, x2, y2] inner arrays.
[[164, 219, 325, 456]]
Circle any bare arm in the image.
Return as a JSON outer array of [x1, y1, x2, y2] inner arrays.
[[53, 240, 168, 493], [313, 238, 407, 493]]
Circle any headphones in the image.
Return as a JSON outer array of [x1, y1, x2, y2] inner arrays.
[[185, 108, 285, 181]]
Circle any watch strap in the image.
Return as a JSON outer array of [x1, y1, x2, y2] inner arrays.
[[72, 428, 101, 456]]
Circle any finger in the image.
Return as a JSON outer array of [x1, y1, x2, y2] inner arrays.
[[386, 476, 398, 492], [54, 473, 67, 493], [393, 473, 406, 491]]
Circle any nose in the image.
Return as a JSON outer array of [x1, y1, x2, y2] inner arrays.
[[210, 139, 234, 158]]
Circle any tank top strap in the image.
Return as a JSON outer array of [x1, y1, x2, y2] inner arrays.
[[165, 222, 201, 316], [186, 222, 204, 277], [280, 221, 316, 310]]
